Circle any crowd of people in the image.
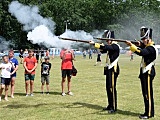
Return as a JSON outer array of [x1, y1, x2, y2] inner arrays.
[[19, 49, 52, 64], [0, 48, 76, 102]]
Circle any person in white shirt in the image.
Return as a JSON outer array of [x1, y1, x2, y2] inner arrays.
[[0, 55, 15, 101]]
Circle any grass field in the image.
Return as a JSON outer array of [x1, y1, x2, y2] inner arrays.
[[0, 54, 160, 120]]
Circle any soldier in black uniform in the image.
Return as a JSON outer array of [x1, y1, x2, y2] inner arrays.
[[126, 27, 157, 119], [90, 30, 120, 113]]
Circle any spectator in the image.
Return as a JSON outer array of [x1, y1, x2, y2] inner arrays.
[[23, 50, 37, 97], [19, 49, 23, 64], [83, 50, 87, 59], [35, 50, 40, 63], [9, 50, 19, 98], [0, 55, 15, 101], [95, 51, 102, 66], [41, 56, 52, 94], [130, 52, 134, 61], [23, 49, 28, 58], [89, 49, 93, 59], [40, 49, 45, 63], [46, 50, 50, 57], [60, 49, 74, 96]]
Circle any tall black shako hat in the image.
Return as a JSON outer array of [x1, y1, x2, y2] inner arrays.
[[102, 30, 115, 39], [140, 26, 152, 40]]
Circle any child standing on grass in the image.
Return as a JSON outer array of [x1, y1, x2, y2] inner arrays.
[[9, 50, 19, 99], [0, 55, 15, 101], [23, 50, 37, 97], [41, 56, 51, 94]]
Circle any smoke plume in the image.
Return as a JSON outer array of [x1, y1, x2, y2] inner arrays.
[[8, 1, 55, 31], [0, 36, 12, 52], [27, 25, 72, 48], [8, 1, 97, 48], [60, 30, 93, 40]]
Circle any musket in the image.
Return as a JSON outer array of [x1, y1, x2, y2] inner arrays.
[[58, 37, 91, 43], [93, 37, 138, 44]]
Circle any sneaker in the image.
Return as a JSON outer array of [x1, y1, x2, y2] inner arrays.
[[11, 95, 14, 98], [4, 98, 9, 101], [25, 94, 29, 97], [62, 92, 66, 96], [30, 93, 34, 96], [46, 92, 49, 95], [67, 91, 73, 96]]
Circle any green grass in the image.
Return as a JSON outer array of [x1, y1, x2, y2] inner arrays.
[[0, 54, 160, 120]]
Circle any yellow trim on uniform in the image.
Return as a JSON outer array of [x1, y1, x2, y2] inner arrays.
[[148, 70, 151, 117], [112, 71, 115, 110], [146, 41, 154, 47], [130, 44, 140, 53], [114, 64, 117, 73]]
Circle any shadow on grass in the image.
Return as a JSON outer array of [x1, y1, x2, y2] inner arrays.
[[3, 103, 48, 109], [34, 91, 61, 95], [66, 102, 103, 110], [116, 109, 139, 117], [67, 102, 139, 117], [14, 91, 61, 96], [14, 92, 26, 96]]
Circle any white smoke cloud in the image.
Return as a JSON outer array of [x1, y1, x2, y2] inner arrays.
[[0, 36, 12, 52], [60, 30, 93, 40], [8, 1, 55, 31], [8, 1, 102, 48], [27, 25, 95, 48], [27, 25, 73, 48]]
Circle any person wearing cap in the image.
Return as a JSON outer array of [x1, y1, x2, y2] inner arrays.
[[90, 30, 120, 113], [8, 50, 19, 98], [41, 56, 52, 94], [23, 49, 37, 97], [126, 27, 157, 119]]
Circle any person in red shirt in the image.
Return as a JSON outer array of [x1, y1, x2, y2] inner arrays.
[[46, 50, 50, 57], [60, 48, 74, 96], [23, 50, 37, 96]]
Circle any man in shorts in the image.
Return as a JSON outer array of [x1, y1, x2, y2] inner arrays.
[[60, 49, 74, 96], [9, 50, 19, 98], [23, 50, 37, 96], [41, 56, 51, 94]]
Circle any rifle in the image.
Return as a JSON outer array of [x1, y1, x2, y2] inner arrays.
[[93, 37, 139, 44], [58, 37, 91, 43]]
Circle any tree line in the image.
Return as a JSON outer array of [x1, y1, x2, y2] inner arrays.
[[1, 0, 160, 49]]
